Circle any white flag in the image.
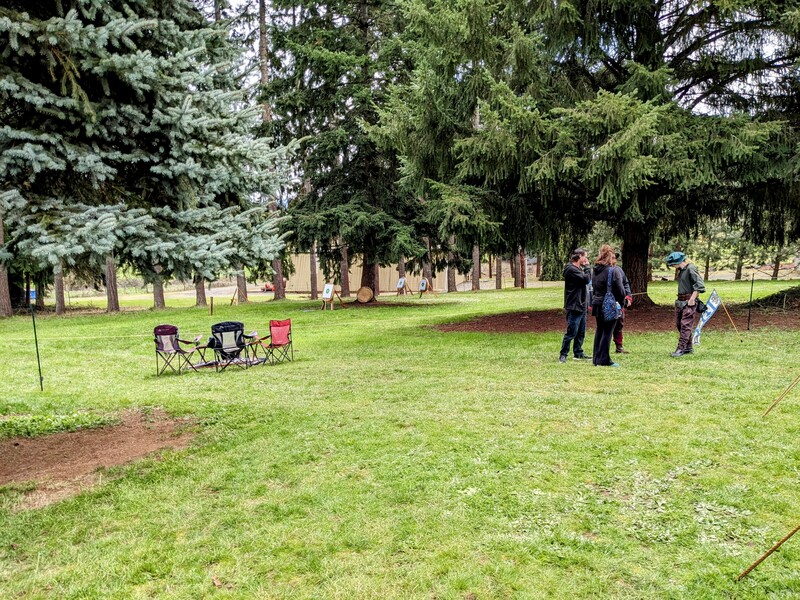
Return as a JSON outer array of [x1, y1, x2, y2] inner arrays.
[[692, 290, 721, 346]]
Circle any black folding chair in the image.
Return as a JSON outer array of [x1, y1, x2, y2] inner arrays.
[[210, 321, 255, 371], [153, 324, 204, 375]]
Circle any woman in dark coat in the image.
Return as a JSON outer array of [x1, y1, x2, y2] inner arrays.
[[591, 244, 627, 367]]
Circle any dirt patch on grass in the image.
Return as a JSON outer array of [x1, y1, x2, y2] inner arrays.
[[436, 304, 800, 333], [0, 409, 195, 510]]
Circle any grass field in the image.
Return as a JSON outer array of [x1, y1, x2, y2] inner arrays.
[[2, 279, 800, 598]]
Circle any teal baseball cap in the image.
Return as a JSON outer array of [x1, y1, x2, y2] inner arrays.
[[665, 251, 686, 266]]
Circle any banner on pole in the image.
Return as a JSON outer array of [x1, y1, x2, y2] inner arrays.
[[693, 289, 721, 346]]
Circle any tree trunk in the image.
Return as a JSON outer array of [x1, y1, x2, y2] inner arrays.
[[471, 243, 480, 291], [398, 255, 406, 278], [272, 258, 286, 299], [518, 248, 526, 288], [360, 255, 377, 299], [236, 269, 248, 303], [446, 237, 456, 292], [621, 222, 654, 306], [488, 255, 492, 279], [772, 247, 783, 280], [0, 209, 10, 317], [0, 266, 10, 317], [194, 273, 207, 307], [258, 0, 272, 123], [259, 0, 286, 302], [35, 273, 45, 310], [511, 254, 519, 287], [153, 275, 166, 310], [496, 256, 502, 289], [105, 254, 120, 313], [54, 261, 65, 315], [373, 263, 380, 296], [310, 241, 319, 299], [704, 236, 712, 281], [339, 244, 350, 297], [735, 245, 745, 281], [422, 237, 433, 282], [535, 254, 541, 280]]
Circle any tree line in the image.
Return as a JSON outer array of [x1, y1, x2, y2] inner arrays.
[[2, 0, 799, 315]]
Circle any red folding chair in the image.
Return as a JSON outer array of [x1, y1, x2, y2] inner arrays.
[[251, 319, 294, 365]]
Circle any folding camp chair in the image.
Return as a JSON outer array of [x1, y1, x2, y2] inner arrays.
[[153, 324, 205, 376], [250, 319, 294, 365], [210, 321, 255, 371]]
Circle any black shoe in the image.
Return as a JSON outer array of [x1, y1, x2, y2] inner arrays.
[[615, 346, 630, 354], [559, 355, 567, 363], [671, 349, 688, 357], [573, 354, 592, 360]]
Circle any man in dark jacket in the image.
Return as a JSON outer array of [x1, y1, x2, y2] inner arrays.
[[559, 248, 592, 362], [666, 251, 706, 357]]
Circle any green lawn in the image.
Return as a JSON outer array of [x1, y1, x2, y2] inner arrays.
[[2, 279, 800, 598]]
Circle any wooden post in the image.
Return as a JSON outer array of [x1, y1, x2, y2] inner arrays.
[[737, 524, 800, 581]]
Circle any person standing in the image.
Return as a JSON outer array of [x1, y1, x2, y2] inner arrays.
[[591, 244, 627, 367], [666, 251, 705, 357], [559, 248, 592, 363], [612, 256, 633, 354]]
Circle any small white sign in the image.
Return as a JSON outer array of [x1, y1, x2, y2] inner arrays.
[[322, 284, 334, 300], [419, 279, 428, 292], [396, 277, 406, 289]]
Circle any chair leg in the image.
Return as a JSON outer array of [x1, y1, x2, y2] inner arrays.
[[157, 352, 179, 376], [181, 352, 199, 373]]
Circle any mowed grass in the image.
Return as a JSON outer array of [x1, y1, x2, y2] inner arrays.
[[1, 279, 800, 598]]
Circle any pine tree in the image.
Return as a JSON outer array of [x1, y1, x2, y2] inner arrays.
[[0, 0, 290, 314], [525, 0, 800, 300], [265, 0, 418, 296], [381, 0, 800, 301], [375, 0, 574, 280]]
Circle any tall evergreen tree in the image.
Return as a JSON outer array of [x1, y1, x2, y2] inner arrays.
[[376, 0, 585, 280], [265, 0, 420, 295], [0, 0, 289, 315], [525, 0, 800, 299]]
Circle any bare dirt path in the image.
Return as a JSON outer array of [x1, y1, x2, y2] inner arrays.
[[0, 409, 195, 510], [436, 305, 800, 333]]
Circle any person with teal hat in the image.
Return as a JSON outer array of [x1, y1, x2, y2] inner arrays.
[[666, 251, 705, 356]]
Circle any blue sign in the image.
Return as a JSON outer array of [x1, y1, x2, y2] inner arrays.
[[29, 290, 37, 301]]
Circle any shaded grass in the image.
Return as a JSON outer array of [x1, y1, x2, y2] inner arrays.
[[0, 412, 117, 439], [1, 280, 799, 597]]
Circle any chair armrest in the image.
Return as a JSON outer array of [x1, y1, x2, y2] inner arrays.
[[247, 334, 270, 345], [178, 336, 200, 346]]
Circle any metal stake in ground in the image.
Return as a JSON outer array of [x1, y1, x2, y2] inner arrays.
[[29, 290, 43, 391], [747, 274, 754, 331], [736, 523, 800, 581]]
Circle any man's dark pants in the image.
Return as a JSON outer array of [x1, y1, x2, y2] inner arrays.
[[560, 309, 586, 357], [675, 304, 697, 351]]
